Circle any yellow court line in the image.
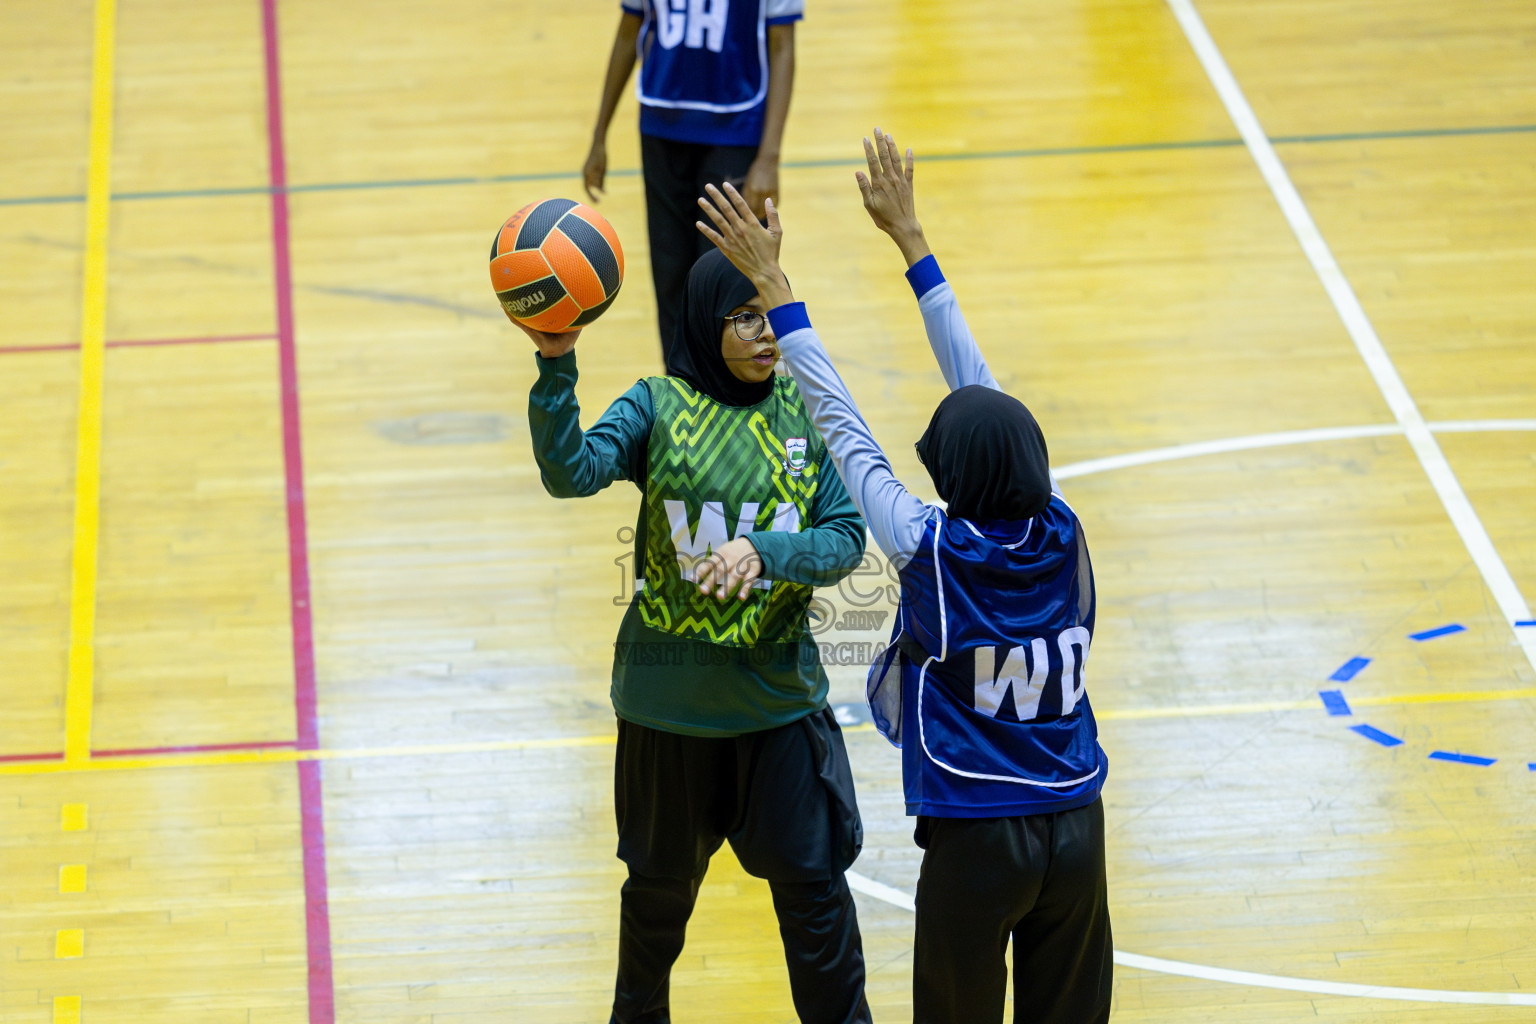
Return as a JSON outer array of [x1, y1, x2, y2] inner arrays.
[[3, 688, 1534, 778], [62, 0, 119, 766]]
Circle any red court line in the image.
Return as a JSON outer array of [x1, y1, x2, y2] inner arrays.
[[92, 739, 297, 758], [260, 0, 334, 1021], [0, 332, 276, 356], [0, 740, 295, 762]]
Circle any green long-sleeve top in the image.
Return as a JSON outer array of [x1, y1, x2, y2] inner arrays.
[[528, 350, 867, 737]]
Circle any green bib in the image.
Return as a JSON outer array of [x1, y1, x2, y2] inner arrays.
[[638, 375, 824, 646]]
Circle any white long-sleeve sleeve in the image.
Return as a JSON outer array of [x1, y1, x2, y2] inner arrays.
[[905, 256, 1064, 498], [768, 304, 933, 564], [905, 256, 1002, 394]]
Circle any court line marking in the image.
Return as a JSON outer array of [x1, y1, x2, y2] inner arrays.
[[1165, 0, 1536, 675], [3, 416, 1532, 776], [0, 332, 277, 356], [1054, 420, 1536, 479], [10, 680, 1536, 778], [842, 880, 1536, 1006], [0, 334, 276, 359], [256, 0, 334, 1020], [3, 124, 1534, 207], [61, 0, 120, 767]]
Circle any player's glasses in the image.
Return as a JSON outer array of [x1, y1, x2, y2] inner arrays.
[[725, 311, 767, 341]]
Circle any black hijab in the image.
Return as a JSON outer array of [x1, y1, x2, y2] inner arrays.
[[665, 249, 774, 407], [915, 385, 1053, 521]]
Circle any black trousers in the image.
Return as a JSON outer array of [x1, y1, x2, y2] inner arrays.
[[610, 709, 871, 1024], [639, 133, 758, 357], [912, 799, 1113, 1024]]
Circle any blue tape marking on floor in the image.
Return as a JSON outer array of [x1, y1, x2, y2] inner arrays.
[[1428, 751, 1496, 766], [1329, 656, 1370, 682], [1516, 620, 1536, 628], [1409, 623, 1466, 641], [1350, 724, 1403, 747], [1319, 690, 1352, 716]]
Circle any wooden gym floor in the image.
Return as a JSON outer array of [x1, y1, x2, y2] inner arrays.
[[2, 0, 1534, 1020]]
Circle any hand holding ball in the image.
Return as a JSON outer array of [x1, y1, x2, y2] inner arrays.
[[490, 198, 624, 334]]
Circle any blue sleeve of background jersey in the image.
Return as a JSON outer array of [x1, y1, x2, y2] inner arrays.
[[528, 351, 651, 498], [768, 303, 932, 565], [906, 255, 1002, 393]]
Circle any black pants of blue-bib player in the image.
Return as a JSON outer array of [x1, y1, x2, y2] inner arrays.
[[639, 133, 758, 356], [610, 708, 872, 1024], [912, 799, 1113, 1024]]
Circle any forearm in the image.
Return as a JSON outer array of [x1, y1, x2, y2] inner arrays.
[[769, 304, 930, 563], [907, 256, 1001, 393], [749, 511, 864, 587], [527, 352, 648, 497], [591, 13, 641, 140], [756, 23, 795, 163]]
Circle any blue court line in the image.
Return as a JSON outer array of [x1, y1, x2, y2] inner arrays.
[[1329, 656, 1370, 682], [1351, 724, 1403, 747], [1409, 623, 1466, 642], [1428, 751, 1496, 766], [1516, 620, 1536, 628], [1319, 690, 1351, 716], [4, 122, 1534, 209]]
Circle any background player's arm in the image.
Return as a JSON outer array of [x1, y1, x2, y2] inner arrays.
[[582, 10, 643, 204], [527, 349, 651, 499], [740, 22, 796, 218], [858, 129, 1001, 394]]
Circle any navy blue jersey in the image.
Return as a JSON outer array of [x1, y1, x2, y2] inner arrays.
[[623, 0, 804, 146], [867, 504, 1107, 818], [768, 256, 1110, 820]]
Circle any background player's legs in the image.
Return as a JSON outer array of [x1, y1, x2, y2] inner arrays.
[[911, 815, 1044, 1024], [640, 135, 758, 358], [1009, 799, 1113, 1024], [640, 135, 707, 356], [612, 870, 705, 1024]]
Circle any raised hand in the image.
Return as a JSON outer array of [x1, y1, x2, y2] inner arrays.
[[855, 127, 932, 267], [695, 182, 794, 308]]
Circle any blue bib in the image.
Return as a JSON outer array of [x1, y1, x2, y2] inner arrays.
[[867, 500, 1107, 817]]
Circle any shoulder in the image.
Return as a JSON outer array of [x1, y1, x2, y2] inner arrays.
[[765, 0, 805, 22], [772, 377, 822, 435], [644, 375, 699, 403]]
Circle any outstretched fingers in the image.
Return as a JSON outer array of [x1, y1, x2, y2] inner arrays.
[[863, 133, 883, 181]]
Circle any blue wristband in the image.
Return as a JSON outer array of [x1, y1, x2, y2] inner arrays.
[[904, 254, 945, 299]]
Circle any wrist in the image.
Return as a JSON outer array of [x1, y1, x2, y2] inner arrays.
[[755, 272, 793, 307], [892, 229, 931, 267]]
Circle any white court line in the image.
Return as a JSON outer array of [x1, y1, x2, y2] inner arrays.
[[1053, 420, 1536, 480], [844, 871, 1536, 1006], [1164, 0, 1536, 674]]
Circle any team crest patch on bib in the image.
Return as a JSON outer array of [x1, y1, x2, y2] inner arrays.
[[785, 437, 808, 477]]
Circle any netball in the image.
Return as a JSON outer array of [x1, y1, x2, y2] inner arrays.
[[490, 198, 624, 332]]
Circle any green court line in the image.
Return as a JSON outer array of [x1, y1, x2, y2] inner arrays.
[[3, 123, 1533, 209]]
